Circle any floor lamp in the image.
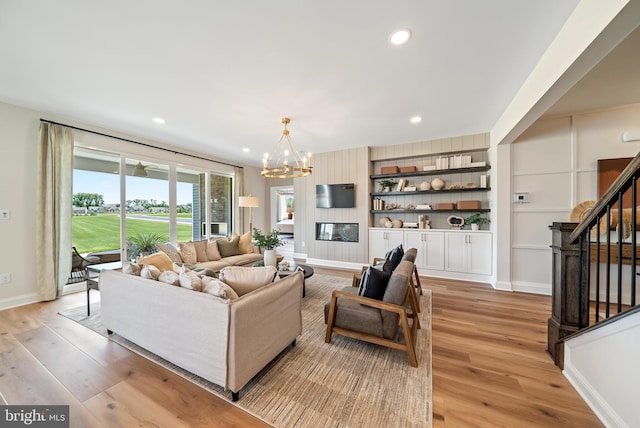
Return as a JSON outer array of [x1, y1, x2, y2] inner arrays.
[[239, 195, 259, 234]]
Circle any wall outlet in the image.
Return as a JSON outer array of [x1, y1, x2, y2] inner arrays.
[[0, 210, 9, 220], [301, 241, 305, 247], [0, 273, 11, 284]]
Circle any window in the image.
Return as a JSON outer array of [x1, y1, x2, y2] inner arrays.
[[72, 143, 236, 261]]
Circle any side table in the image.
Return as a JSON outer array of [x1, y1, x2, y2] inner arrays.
[[86, 261, 122, 316]]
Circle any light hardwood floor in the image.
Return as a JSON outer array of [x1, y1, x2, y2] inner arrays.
[[0, 268, 602, 427]]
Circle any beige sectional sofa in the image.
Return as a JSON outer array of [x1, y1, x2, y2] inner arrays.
[[99, 267, 303, 401], [152, 232, 264, 274]]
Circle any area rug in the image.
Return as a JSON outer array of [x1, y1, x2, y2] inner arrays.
[[59, 273, 432, 427]]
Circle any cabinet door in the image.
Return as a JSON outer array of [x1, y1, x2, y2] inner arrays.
[[423, 231, 445, 271], [405, 230, 444, 271], [369, 229, 404, 261], [468, 233, 492, 275], [444, 232, 468, 273]]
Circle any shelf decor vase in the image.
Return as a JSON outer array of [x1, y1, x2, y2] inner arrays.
[[264, 249, 278, 268], [471, 224, 479, 231], [431, 178, 445, 190]]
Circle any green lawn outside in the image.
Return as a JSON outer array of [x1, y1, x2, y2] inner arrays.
[[72, 214, 193, 253]]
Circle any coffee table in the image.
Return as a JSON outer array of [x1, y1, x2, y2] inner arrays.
[[277, 264, 314, 297], [86, 261, 122, 315]]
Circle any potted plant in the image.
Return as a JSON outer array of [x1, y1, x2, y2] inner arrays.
[[379, 179, 398, 192], [465, 213, 490, 231], [127, 232, 167, 259], [252, 228, 284, 267]]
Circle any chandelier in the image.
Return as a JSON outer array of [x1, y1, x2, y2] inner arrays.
[[261, 117, 312, 178]]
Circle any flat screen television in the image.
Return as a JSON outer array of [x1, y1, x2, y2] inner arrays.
[[316, 183, 355, 208]]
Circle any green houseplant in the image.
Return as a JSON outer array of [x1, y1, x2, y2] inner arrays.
[[465, 213, 490, 230], [252, 228, 284, 250], [378, 179, 398, 192], [252, 228, 284, 268], [127, 232, 167, 259]]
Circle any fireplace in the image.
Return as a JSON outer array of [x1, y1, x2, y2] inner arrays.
[[315, 222, 358, 242]]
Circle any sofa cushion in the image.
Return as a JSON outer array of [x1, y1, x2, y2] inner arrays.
[[179, 270, 203, 291], [141, 264, 161, 280], [218, 265, 277, 296], [178, 242, 197, 264], [122, 261, 141, 276], [206, 239, 222, 261], [220, 253, 264, 267], [202, 276, 240, 300], [358, 266, 391, 300], [157, 242, 183, 264], [158, 270, 180, 285], [239, 231, 254, 254], [217, 236, 241, 258], [138, 251, 174, 272], [193, 240, 208, 263]]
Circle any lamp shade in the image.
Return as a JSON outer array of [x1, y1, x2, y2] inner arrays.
[[239, 196, 259, 208]]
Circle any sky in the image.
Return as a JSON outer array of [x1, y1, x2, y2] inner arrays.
[[73, 170, 193, 205]]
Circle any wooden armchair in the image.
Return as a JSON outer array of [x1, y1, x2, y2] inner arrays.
[[325, 260, 420, 367]]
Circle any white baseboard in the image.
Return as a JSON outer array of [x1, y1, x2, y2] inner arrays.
[[305, 258, 363, 271], [294, 252, 308, 260], [0, 292, 39, 311], [563, 361, 625, 428], [494, 280, 513, 292], [510, 281, 551, 295]]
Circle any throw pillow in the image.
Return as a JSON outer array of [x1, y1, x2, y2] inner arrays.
[[193, 240, 208, 263], [201, 276, 240, 300], [157, 242, 183, 264], [358, 266, 391, 300], [178, 242, 197, 264], [179, 270, 203, 291], [137, 251, 173, 272], [218, 265, 277, 296], [206, 239, 222, 261], [141, 264, 161, 280], [122, 261, 141, 276], [172, 262, 187, 274], [384, 244, 404, 272], [238, 231, 254, 254], [158, 270, 180, 285], [217, 235, 241, 258]]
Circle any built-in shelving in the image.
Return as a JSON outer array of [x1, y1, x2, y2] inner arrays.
[[370, 209, 490, 214], [371, 165, 490, 180], [370, 187, 491, 197]]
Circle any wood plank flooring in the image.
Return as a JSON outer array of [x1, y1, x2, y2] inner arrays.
[[0, 268, 602, 427]]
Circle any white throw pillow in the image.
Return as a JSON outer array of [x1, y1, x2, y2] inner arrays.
[[158, 270, 180, 286], [201, 276, 239, 300], [218, 266, 277, 296], [140, 264, 161, 280], [179, 270, 203, 291], [122, 261, 141, 276]]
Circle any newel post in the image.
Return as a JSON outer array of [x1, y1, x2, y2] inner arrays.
[[547, 222, 589, 367]]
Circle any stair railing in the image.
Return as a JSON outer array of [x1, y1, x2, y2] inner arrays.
[[548, 152, 640, 366]]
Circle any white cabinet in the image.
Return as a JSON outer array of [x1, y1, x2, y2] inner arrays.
[[404, 230, 444, 271], [444, 231, 492, 275], [368, 228, 404, 260]]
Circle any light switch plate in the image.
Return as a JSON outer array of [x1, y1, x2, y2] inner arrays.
[[0, 210, 9, 220], [0, 273, 10, 284]]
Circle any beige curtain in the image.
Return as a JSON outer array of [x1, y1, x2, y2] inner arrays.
[[35, 123, 74, 300], [234, 166, 245, 233]]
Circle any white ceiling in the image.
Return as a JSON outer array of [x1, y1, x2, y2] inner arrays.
[[0, 1, 590, 167]]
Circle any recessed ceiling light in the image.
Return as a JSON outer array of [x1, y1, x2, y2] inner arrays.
[[410, 116, 422, 124], [390, 29, 411, 45], [242, 148, 250, 153], [152, 117, 166, 124]]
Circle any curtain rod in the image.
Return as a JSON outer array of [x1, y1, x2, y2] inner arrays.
[[40, 118, 243, 169]]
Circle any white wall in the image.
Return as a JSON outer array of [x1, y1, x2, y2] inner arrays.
[[509, 103, 640, 295], [564, 312, 640, 428], [0, 103, 40, 308]]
